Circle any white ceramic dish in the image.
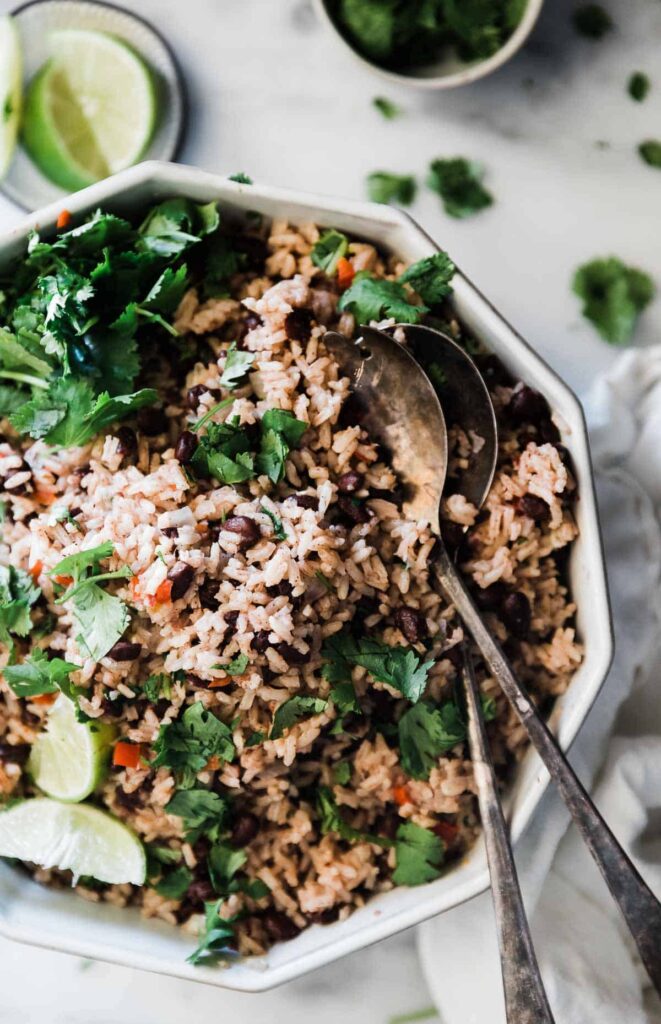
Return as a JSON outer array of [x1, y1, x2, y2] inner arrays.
[[0, 161, 612, 991], [313, 0, 545, 90]]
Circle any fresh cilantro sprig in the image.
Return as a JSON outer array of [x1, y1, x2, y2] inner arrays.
[[270, 695, 328, 739], [165, 787, 229, 844], [372, 96, 401, 119], [337, 251, 455, 325], [260, 504, 286, 540], [427, 158, 493, 219], [398, 700, 467, 779], [572, 256, 655, 345], [3, 648, 80, 698], [155, 864, 194, 900], [218, 343, 255, 390], [639, 140, 661, 169], [0, 565, 40, 655], [192, 408, 307, 485], [399, 253, 455, 305], [311, 229, 349, 276], [152, 703, 236, 789], [317, 786, 392, 848], [392, 822, 444, 886], [187, 902, 238, 966], [322, 632, 433, 703]]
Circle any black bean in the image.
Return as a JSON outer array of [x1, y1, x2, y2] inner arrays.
[[251, 629, 271, 654], [114, 787, 142, 811], [501, 592, 532, 639], [199, 578, 220, 611], [474, 582, 508, 612], [167, 562, 195, 601], [284, 308, 314, 343], [0, 742, 31, 765], [162, 526, 178, 538], [508, 384, 550, 426], [224, 515, 260, 549], [186, 673, 208, 690], [154, 699, 172, 718], [538, 417, 561, 444], [187, 879, 215, 907], [374, 812, 400, 842], [235, 235, 269, 271], [224, 610, 240, 630], [73, 463, 90, 477], [230, 812, 260, 848], [337, 495, 371, 524], [69, 506, 82, 518], [351, 596, 380, 634], [442, 644, 464, 669], [186, 384, 207, 410], [115, 426, 137, 459], [266, 580, 293, 598], [393, 606, 428, 644], [101, 697, 125, 718], [309, 906, 341, 925], [192, 837, 211, 862], [174, 430, 197, 464], [107, 640, 142, 662], [262, 910, 301, 942], [244, 311, 262, 332], [276, 642, 309, 665], [137, 405, 168, 436], [294, 494, 319, 510], [516, 494, 549, 522], [337, 470, 363, 494], [442, 521, 470, 561]]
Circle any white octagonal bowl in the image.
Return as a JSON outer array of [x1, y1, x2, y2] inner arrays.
[[0, 161, 613, 991]]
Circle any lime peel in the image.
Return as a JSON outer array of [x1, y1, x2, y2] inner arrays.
[[0, 14, 23, 178], [28, 694, 115, 803]]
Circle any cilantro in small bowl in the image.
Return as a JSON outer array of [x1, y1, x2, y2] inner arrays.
[[314, 0, 545, 89]]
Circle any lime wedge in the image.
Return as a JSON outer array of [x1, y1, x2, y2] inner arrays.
[[0, 798, 145, 885], [0, 15, 23, 179], [28, 695, 115, 803], [22, 28, 156, 191]]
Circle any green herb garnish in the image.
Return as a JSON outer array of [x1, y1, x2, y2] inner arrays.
[[165, 787, 229, 844], [322, 632, 432, 703], [572, 3, 613, 38], [187, 902, 238, 966], [398, 700, 467, 779], [628, 72, 650, 102], [338, 272, 425, 325], [153, 703, 236, 789], [399, 252, 455, 305], [260, 504, 286, 540], [270, 695, 328, 739], [572, 257, 654, 345], [218, 342, 255, 390], [392, 822, 444, 886], [311, 230, 349, 276], [0, 565, 40, 655], [155, 864, 193, 900], [427, 158, 493, 219], [367, 172, 416, 206], [3, 648, 80, 698], [228, 173, 253, 184], [639, 140, 661, 169], [373, 96, 401, 119]]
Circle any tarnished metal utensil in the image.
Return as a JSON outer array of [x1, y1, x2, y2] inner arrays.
[[324, 323, 661, 1000]]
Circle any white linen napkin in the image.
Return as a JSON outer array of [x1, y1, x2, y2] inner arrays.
[[418, 346, 661, 1023]]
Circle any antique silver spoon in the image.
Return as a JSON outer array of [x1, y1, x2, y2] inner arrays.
[[324, 323, 661, 998]]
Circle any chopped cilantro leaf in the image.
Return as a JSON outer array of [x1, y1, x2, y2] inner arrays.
[[315, 570, 334, 593], [317, 786, 391, 847], [218, 343, 255, 390], [0, 565, 41, 653], [192, 408, 306, 486], [246, 730, 265, 747], [166, 787, 229, 844], [228, 172, 253, 184], [572, 3, 613, 38], [322, 632, 432, 703], [187, 901, 238, 966], [367, 172, 416, 206], [143, 673, 173, 702], [481, 694, 497, 721], [155, 864, 193, 900], [222, 653, 250, 676], [50, 541, 115, 581], [572, 256, 654, 345], [153, 703, 236, 789], [270, 696, 328, 739], [399, 252, 455, 305], [398, 701, 466, 780], [393, 822, 444, 886], [373, 96, 401, 119], [260, 504, 286, 540], [138, 198, 219, 258], [639, 140, 661, 169], [333, 760, 352, 785], [427, 158, 493, 219], [628, 72, 650, 102], [311, 230, 349, 276], [4, 648, 80, 698], [208, 843, 247, 894], [338, 272, 427, 325], [72, 582, 130, 662], [329, 680, 361, 734]]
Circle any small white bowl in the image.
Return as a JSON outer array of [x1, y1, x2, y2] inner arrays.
[[0, 161, 612, 991], [313, 0, 545, 89]]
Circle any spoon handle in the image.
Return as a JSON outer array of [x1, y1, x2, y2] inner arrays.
[[462, 649, 555, 1024], [435, 547, 661, 995]]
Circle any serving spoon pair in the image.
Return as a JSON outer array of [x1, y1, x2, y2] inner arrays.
[[324, 323, 661, 1021]]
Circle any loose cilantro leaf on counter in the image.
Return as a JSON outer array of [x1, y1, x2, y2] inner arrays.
[[270, 696, 328, 740], [392, 822, 444, 886], [187, 902, 238, 966], [398, 701, 467, 780], [639, 140, 661, 169], [572, 3, 613, 38], [322, 633, 432, 703], [166, 787, 229, 844], [399, 252, 455, 305], [153, 703, 236, 789], [372, 96, 401, 119], [572, 257, 654, 345], [311, 230, 349, 276], [427, 158, 493, 219], [155, 864, 193, 900], [228, 172, 253, 184], [218, 343, 255, 390], [260, 504, 286, 540], [4, 648, 80, 698], [367, 172, 416, 206], [628, 72, 650, 102], [338, 272, 427, 325]]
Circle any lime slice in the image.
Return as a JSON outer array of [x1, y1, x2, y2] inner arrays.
[[0, 15, 22, 179], [28, 695, 115, 803], [22, 28, 156, 191], [0, 798, 145, 885]]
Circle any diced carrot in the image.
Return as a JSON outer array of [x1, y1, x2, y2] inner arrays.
[[154, 579, 173, 603], [208, 678, 231, 689], [130, 574, 142, 599], [56, 209, 72, 230], [205, 755, 220, 771], [392, 784, 410, 807], [33, 487, 56, 506], [113, 741, 142, 769], [32, 692, 57, 707], [28, 560, 43, 581], [53, 574, 73, 587], [434, 820, 459, 845], [336, 257, 355, 291]]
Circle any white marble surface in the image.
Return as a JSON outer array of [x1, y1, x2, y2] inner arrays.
[[0, 0, 659, 1020]]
